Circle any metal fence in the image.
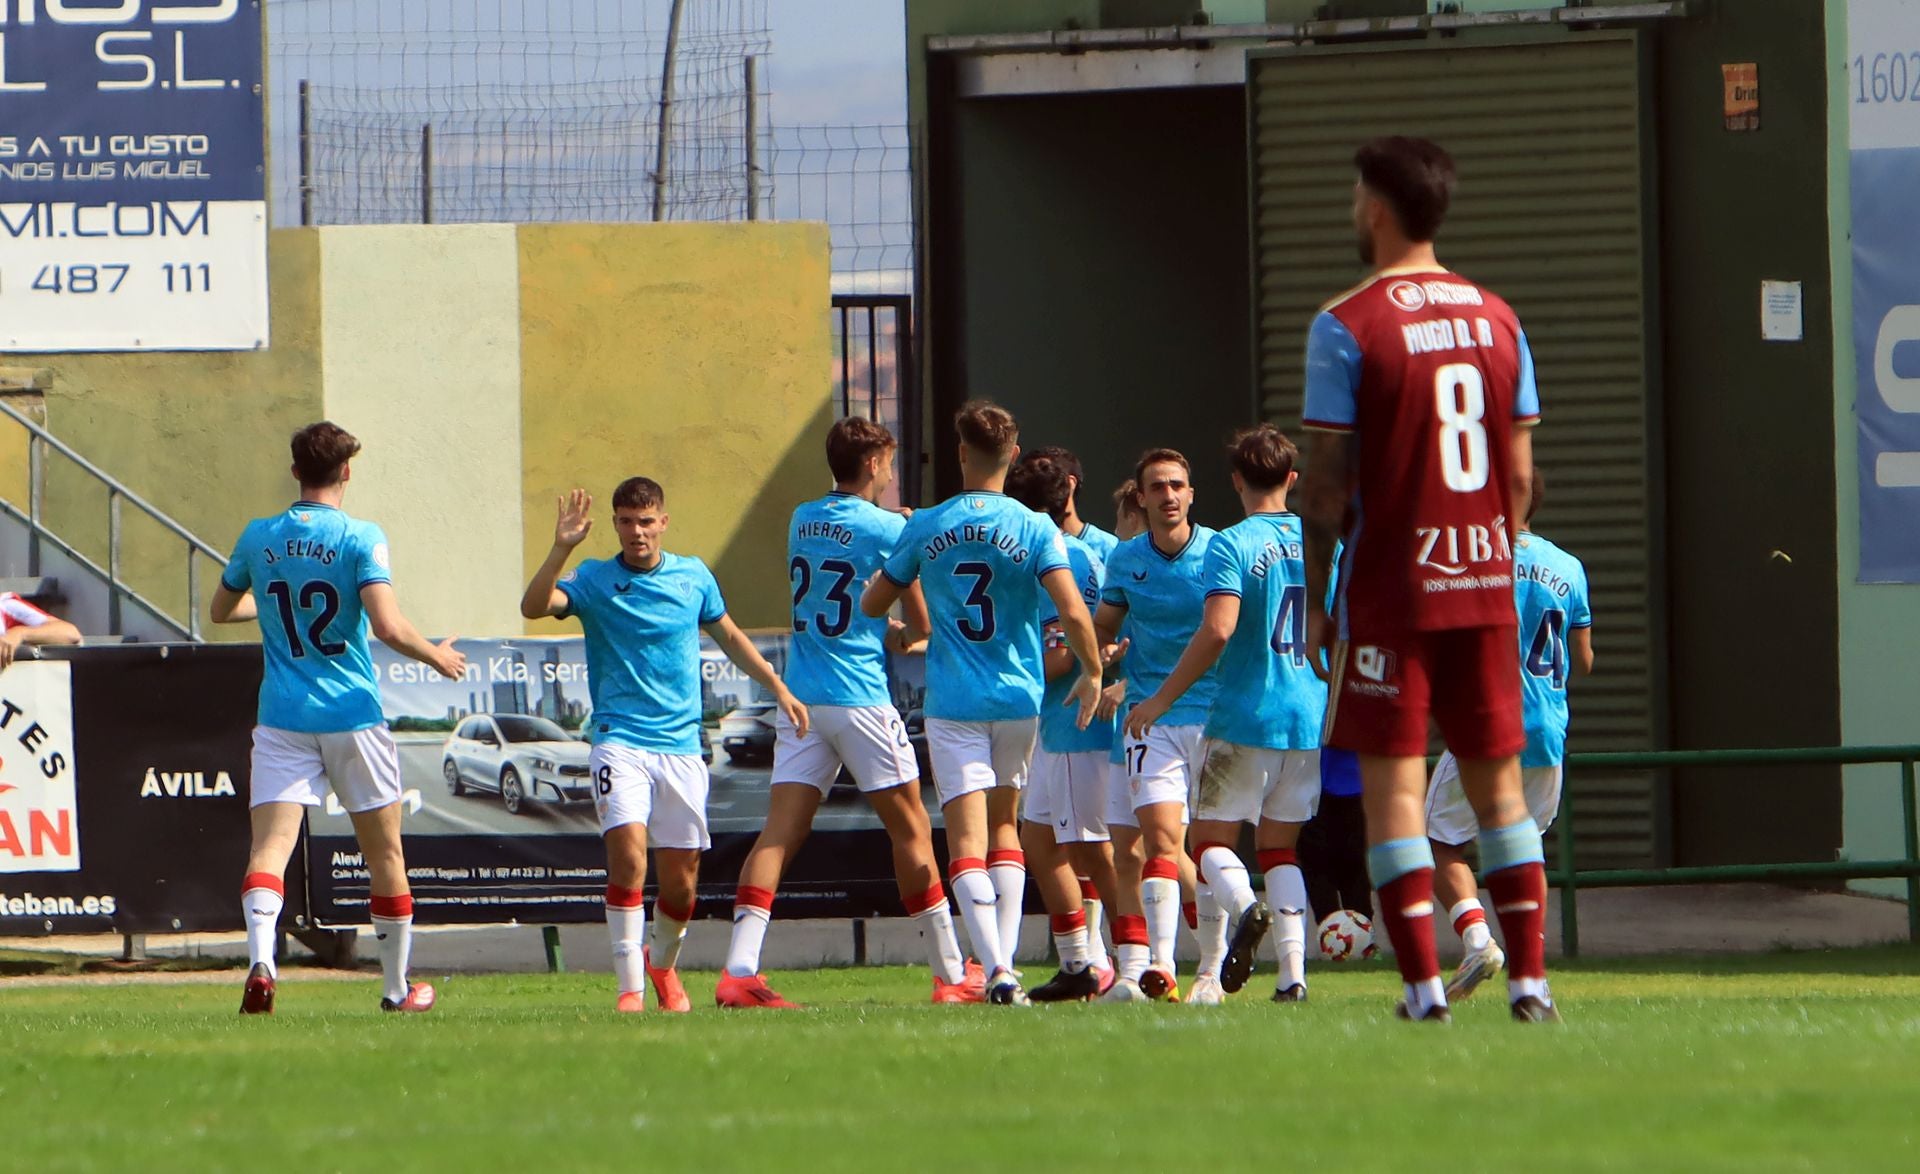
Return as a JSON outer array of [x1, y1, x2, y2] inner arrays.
[[1554, 745, 1920, 954], [833, 295, 918, 509]]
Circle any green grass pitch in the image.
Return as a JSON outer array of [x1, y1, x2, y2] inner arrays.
[[3, 948, 1916, 1173]]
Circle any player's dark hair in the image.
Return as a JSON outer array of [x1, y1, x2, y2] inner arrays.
[[1113, 479, 1146, 520], [1007, 455, 1074, 525], [290, 421, 361, 488], [826, 416, 896, 484], [954, 400, 1019, 460], [1354, 136, 1455, 242], [1227, 424, 1298, 491], [1133, 447, 1191, 490], [612, 477, 666, 511], [1527, 466, 1546, 525], [1022, 445, 1083, 488]]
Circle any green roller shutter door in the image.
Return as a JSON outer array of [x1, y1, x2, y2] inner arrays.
[[1249, 34, 1661, 868]]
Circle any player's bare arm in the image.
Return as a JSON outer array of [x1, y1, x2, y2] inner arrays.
[[0, 615, 82, 669], [520, 489, 594, 620], [1509, 426, 1536, 530], [860, 569, 905, 619], [1040, 567, 1104, 729], [1572, 626, 1595, 676], [706, 613, 810, 738], [209, 583, 258, 625], [360, 583, 466, 680], [1298, 430, 1353, 682], [1125, 593, 1238, 740], [1095, 679, 1128, 722]]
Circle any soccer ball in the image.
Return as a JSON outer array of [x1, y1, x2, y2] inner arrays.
[[1317, 909, 1378, 962]]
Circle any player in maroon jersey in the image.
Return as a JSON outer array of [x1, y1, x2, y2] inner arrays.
[[1297, 136, 1557, 1024]]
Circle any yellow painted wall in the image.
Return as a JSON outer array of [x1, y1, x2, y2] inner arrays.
[[319, 225, 525, 637], [2, 230, 326, 636], [517, 222, 835, 633]]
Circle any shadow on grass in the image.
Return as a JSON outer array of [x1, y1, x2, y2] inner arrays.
[[1552, 943, 1920, 978]]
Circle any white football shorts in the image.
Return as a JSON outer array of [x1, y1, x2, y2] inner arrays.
[[925, 717, 1036, 808], [1124, 722, 1203, 818], [1194, 741, 1322, 825], [591, 743, 712, 849], [1024, 749, 1111, 844], [1425, 751, 1564, 848], [771, 705, 917, 796], [250, 724, 402, 814], [1105, 756, 1137, 830]]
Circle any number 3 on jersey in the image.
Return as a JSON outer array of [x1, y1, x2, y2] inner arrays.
[[953, 561, 995, 642], [1435, 363, 1489, 493]]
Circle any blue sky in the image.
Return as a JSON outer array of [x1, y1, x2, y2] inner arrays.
[[766, 0, 907, 125]]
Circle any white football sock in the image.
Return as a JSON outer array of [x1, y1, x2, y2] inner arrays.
[[951, 868, 1005, 973], [1199, 846, 1257, 919], [1510, 976, 1550, 1004], [1451, 898, 1494, 953], [1195, 885, 1228, 978], [649, 901, 692, 971], [371, 915, 413, 1005], [1407, 977, 1447, 1018], [1082, 890, 1111, 970], [915, 903, 967, 985], [1115, 942, 1150, 983], [1141, 875, 1180, 971], [725, 905, 771, 979], [1266, 863, 1309, 991], [989, 857, 1027, 967], [242, 884, 283, 979], [608, 901, 647, 997]]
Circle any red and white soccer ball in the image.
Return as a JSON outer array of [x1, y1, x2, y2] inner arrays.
[[1317, 909, 1378, 962]]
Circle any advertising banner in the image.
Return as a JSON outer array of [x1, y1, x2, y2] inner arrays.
[[0, 0, 268, 351], [0, 645, 276, 935], [1850, 0, 1920, 581], [305, 634, 931, 926]]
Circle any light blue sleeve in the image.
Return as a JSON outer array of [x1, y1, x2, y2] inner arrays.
[[1303, 312, 1363, 429], [1100, 546, 1130, 608], [554, 561, 590, 620], [220, 523, 253, 592], [354, 523, 393, 590], [697, 561, 727, 625], [1514, 327, 1541, 421], [1570, 558, 1592, 629], [876, 509, 908, 559], [1202, 533, 1243, 599], [1030, 514, 1070, 579], [881, 514, 922, 586]]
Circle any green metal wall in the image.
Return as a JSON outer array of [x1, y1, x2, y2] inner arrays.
[[1248, 35, 1662, 867]]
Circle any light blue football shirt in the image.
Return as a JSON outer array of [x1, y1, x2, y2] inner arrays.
[[1514, 532, 1592, 768], [221, 502, 392, 734], [1039, 533, 1112, 755], [1100, 526, 1219, 729], [1073, 521, 1120, 568], [785, 492, 905, 709], [558, 552, 727, 756], [882, 491, 1070, 722], [1202, 513, 1325, 750]]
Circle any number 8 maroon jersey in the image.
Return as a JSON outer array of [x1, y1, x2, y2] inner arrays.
[[1302, 267, 1541, 635]]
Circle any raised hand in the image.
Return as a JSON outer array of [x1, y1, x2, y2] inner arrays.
[[554, 489, 594, 549]]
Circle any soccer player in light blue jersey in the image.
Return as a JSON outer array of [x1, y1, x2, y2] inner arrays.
[[1131, 425, 1328, 1004], [1102, 448, 1219, 1002], [1024, 445, 1121, 566], [862, 402, 1105, 1007], [212, 422, 468, 1016], [1007, 453, 1127, 1003], [521, 478, 806, 1014], [1425, 469, 1592, 1004], [717, 418, 973, 1009]]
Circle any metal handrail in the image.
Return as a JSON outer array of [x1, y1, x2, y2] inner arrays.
[[1555, 745, 1920, 955], [1, 399, 227, 640]]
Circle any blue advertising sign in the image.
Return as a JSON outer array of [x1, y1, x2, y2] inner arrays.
[[0, 0, 267, 351], [1850, 1, 1920, 582]]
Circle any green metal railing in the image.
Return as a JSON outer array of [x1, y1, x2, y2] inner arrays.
[[1554, 745, 1920, 956]]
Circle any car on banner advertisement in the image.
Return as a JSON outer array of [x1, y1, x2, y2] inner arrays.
[[442, 713, 594, 815]]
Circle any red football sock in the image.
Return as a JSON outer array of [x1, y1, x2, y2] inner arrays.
[[1486, 861, 1548, 980], [1375, 868, 1441, 984]]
